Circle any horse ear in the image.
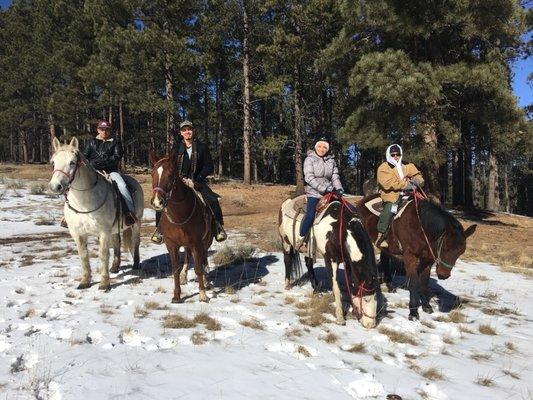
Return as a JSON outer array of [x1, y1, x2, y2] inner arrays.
[[149, 150, 159, 166], [464, 224, 477, 238], [52, 137, 61, 153], [70, 136, 79, 150]]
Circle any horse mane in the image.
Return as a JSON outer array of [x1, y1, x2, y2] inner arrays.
[[418, 199, 463, 240]]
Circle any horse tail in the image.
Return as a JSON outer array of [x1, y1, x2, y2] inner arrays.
[[291, 248, 305, 284]]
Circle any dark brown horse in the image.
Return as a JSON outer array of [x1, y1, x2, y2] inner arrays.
[[149, 149, 215, 303], [356, 192, 476, 320]]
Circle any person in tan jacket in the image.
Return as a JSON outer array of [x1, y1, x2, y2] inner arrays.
[[376, 144, 424, 247]]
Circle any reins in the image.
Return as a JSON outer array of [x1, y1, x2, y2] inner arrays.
[[323, 192, 375, 320], [412, 187, 454, 270]]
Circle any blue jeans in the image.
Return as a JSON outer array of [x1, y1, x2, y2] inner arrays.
[[109, 172, 134, 213], [299, 197, 320, 237]]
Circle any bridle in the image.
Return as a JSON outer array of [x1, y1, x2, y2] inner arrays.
[[413, 187, 455, 270], [151, 159, 197, 226], [323, 192, 377, 320]]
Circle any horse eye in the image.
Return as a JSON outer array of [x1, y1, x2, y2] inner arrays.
[[70, 161, 76, 166]]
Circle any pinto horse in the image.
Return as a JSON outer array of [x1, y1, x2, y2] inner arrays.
[[149, 149, 215, 303], [279, 194, 379, 328], [356, 191, 476, 320]]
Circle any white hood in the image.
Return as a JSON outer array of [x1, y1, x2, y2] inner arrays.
[[385, 144, 404, 180]]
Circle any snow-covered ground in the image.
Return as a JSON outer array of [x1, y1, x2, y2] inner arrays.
[[1, 180, 532, 400]]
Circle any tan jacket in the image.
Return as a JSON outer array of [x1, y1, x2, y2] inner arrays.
[[377, 161, 424, 203]]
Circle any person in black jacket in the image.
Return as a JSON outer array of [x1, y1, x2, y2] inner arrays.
[[82, 120, 137, 226], [151, 120, 227, 243]]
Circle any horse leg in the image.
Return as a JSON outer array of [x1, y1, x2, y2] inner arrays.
[[168, 245, 183, 303], [404, 252, 421, 320], [192, 248, 209, 302], [380, 252, 395, 293], [180, 248, 190, 284], [283, 248, 293, 290], [419, 263, 434, 314], [304, 256, 319, 292], [328, 258, 345, 325], [97, 231, 111, 291], [73, 234, 91, 289], [131, 224, 141, 270], [110, 233, 121, 274]]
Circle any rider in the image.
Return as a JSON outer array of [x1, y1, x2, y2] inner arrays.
[[376, 144, 424, 247], [297, 136, 344, 250], [151, 120, 227, 244], [82, 119, 137, 226]]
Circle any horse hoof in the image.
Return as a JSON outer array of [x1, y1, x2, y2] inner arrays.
[[110, 266, 120, 274], [408, 314, 419, 321], [171, 297, 184, 304], [422, 306, 434, 314], [98, 284, 111, 292], [336, 319, 346, 326], [199, 295, 209, 303], [77, 283, 91, 290]]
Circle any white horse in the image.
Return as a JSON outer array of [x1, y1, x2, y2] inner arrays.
[[49, 137, 144, 291], [279, 196, 379, 328]]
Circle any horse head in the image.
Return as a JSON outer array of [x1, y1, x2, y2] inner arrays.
[[149, 149, 180, 210], [435, 222, 477, 280], [49, 137, 81, 195], [345, 216, 379, 329]]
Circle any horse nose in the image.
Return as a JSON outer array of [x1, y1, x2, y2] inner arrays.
[[49, 182, 62, 193]]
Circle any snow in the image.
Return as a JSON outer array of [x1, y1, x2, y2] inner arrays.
[[1, 180, 532, 399]]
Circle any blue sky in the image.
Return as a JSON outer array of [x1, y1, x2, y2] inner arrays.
[[0, 0, 531, 108]]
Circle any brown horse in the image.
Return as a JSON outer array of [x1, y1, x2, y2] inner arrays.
[[149, 149, 215, 303], [356, 192, 476, 320]]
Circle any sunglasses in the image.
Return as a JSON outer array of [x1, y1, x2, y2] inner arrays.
[[390, 153, 400, 157]]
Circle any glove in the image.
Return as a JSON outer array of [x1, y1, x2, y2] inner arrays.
[[183, 178, 194, 188], [334, 188, 344, 196], [325, 186, 334, 193], [404, 182, 416, 191]]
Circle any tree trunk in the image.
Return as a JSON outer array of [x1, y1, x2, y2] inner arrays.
[[20, 130, 28, 163], [420, 121, 441, 200], [203, 83, 209, 147], [294, 79, 304, 194], [48, 114, 56, 159], [242, 0, 252, 185], [452, 149, 464, 206], [502, 163, 510, 212], [119, 100, 125, 170], [487, 150, 499, 211], [165, 55, 175, 152], [216, 78, 224, 177]]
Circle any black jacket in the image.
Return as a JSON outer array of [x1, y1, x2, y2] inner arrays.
[[82, 135, 123, 173], [173, 139, 213, 183]]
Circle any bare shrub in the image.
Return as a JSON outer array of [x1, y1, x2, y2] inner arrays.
[[134, 306, 149, 318], [240, 318, 264, 330], [296, 345, 312, 358], [29, 183, 47, 195], [421, 367, 444, 380], [346, 343, 366, 353], [191, 332, 208, 345], [475, 375, 494, 387], [213, 243, 256, 266], [478, 324, 497, 335], [193, 313, 221, 331], [322, 332, 338, 344], [378, 326, 418, 345], [162, 313, 196, 329]]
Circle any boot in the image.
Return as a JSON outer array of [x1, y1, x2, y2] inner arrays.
[[375, 232, 388, 248], [150, 228, 163, 244], [60, 217, 68, 228], [215, 222, 227, 242], [124, 211, 138, 227]]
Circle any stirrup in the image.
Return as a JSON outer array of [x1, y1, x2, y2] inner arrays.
[[150, 229, 163, 244], [215, 223, 227, 242]]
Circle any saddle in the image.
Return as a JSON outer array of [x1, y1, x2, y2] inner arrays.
[[364, 195, 412, 220], [281, 194, 334, 225]]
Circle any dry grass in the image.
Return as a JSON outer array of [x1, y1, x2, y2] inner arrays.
[[99, 305, 114, 315], [224, 286, 236, 295], [144, 301, 168, 310], [448, 310, 467, 323], [420, 320, 435, 329], [475, 274, 490, 281], [295, 293, 335, 328], [295, 345, 312, 358], [240, 318, 264, 330], [6, 180, 25, 190], [34, 215, 55, 226], [162, 313, 196, 329], [19, 255, 35, 267], [470, 352, 491, 361], [378, 326, 418, 345], [502, 368, 520, 380], [284, 296, 296, 305], [284, 328, 303, 338], [134, 306, 149, 318], [21, 308, 36, 319], [193, 313, 221, 331], [421, 367, 444, 381], [478, 324, 497, 335], [481, 306, 521, 316], [322, 332, 338, 344], [373, 353, 383, 361], [504, 341, 517, 352], [29, 183, 47, 195], [475, 375, 495, 387], [346, 342, 367, 353], [459, 324, 475, 334], [442, 336, 455, 345], [154, 286, 167, 294], [191, 331, 208, 345], [253, 301, 267, 307], [230, 296, 240, 303]]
